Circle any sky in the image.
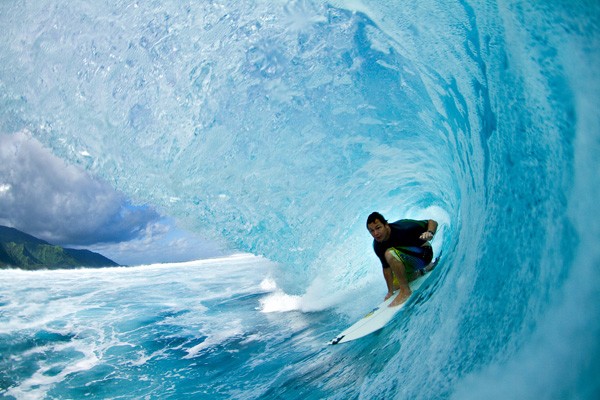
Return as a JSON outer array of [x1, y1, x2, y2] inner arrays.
[[0, 131, 227, 266]]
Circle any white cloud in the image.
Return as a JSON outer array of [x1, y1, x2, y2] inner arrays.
[[0, 131, 160, 246]]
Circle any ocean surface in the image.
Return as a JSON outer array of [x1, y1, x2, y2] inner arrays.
[[1, 0, 599, 399]]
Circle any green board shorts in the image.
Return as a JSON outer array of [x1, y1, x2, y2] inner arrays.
[[389, 245, 433, 279]]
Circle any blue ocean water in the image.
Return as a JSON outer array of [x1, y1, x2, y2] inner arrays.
[[1, 0, 599, 399]]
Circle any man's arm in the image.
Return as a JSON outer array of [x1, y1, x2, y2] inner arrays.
[[419, 219, 438, 241]]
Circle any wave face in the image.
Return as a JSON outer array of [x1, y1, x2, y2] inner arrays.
[[1, 0, 598, 398]]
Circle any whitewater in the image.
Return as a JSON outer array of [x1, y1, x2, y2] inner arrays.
[[1, 0, 598, 399]]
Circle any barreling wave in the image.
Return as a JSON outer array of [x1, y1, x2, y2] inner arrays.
[[0, 0, 598, 398]]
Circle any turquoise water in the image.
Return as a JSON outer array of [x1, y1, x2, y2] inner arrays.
[[1, 0, 599, 398]]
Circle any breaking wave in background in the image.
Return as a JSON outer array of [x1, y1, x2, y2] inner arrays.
[[1, 0, 598, 398]]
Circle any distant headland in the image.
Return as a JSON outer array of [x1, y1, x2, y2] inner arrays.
[[0, 225, 119, 270]]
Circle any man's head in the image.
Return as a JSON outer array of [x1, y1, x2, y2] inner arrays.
[[366, 212, 391, 243]]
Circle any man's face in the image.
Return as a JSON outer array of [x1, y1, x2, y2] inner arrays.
[[367, 219, 390, 243]]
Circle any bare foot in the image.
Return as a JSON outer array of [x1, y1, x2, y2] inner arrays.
[[388, 289, 411, 307], [384, 291, 393, 301], [424, 255, 441, 273], [423, 262, 435, 273]]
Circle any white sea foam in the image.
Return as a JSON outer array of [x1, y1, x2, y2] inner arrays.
[[259, 290, 303, 313], [184, 320, 244, 359], [5, 340, 100, 400]]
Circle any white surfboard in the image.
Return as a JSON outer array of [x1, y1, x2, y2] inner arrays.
[[329, 255, 441, 345]]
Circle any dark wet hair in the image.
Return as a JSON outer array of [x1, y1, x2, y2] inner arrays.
[[366, 212, 387, 227]]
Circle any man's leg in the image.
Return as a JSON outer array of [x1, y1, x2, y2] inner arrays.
[[383, 268, 394, 300], [385, 249, 412, 307]]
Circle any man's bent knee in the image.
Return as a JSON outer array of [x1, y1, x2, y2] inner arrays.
[[384, 248, 403, 266]]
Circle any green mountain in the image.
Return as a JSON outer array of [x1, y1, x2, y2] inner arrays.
[[0, 225, 120, 270]]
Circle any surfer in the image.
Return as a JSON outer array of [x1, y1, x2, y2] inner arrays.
[[367, 212, 438, 307]]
